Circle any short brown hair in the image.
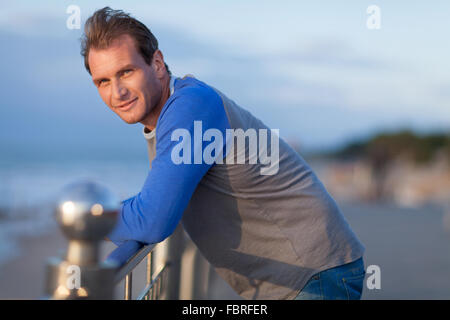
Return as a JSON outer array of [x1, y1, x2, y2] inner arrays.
[[80, 7, 170, 75]]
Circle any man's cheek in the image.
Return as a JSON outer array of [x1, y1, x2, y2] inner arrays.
[[98, 91, 111, 108]]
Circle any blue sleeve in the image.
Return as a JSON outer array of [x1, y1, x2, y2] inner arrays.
[[107, 85, 230, 245], [104, 240, 145, 266]]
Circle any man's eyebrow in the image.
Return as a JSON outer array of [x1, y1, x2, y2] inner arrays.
[[116, 64, 136, 73], [92, 64, 136, 83]]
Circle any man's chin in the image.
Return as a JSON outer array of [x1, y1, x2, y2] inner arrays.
[[119, 115, 140, 124]]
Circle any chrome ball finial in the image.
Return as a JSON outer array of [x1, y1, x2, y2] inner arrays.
[[55, 180, 119, 241]]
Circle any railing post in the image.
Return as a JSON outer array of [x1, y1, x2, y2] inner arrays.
[[192, 248, 211, 299], [179, 240, 212, 299], [164, 223, 185, 300], [44, 181, 119, 299], [124, 273, 133, 300]]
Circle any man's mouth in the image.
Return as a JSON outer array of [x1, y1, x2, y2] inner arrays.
[[116, 97, 138, 110]]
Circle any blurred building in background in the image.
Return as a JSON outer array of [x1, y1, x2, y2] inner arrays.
[[315, 130, 450, 208]]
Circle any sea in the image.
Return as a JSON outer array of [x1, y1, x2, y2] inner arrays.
[[0, 158, 149, 264]]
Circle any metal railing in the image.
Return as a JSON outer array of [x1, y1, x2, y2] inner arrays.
[[113, 244, 165, 300], [43, 181, 209, 300], [112, 225, 184, 300]]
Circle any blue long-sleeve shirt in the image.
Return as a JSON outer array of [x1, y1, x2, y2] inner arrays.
[[107, 77, 230, 246]]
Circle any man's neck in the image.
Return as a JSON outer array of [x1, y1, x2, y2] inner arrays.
[[142, 74, 171, 131]]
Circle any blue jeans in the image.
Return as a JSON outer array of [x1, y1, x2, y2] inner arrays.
[[294, 257, 365, 300]]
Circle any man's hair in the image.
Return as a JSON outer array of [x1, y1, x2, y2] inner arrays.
[[80, 7, 170, 75]]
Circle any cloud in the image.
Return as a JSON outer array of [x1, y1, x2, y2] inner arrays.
[[260, 39, 391, 71]]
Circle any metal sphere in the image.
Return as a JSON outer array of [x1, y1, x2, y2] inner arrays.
[[55, 180, 119, 241]]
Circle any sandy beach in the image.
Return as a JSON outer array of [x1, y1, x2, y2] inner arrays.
[[0, 226, 67, 299]]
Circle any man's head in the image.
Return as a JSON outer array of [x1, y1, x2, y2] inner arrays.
[[81, 7, 171, 128]]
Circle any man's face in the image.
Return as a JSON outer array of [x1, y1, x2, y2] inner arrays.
[[88, 34, 162, 125]]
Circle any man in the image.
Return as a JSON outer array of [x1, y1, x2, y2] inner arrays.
[[81, 7, 365, 300]]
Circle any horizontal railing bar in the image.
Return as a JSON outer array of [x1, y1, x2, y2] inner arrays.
[[114, 244, 156, 284], [136, 264, 169, 300]]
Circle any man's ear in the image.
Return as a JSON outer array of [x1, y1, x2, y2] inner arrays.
[[152, 50, 166, 79]]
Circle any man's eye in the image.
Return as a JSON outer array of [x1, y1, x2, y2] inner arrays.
[[122, 69, 133, 76], [98, 79, 109, 86]]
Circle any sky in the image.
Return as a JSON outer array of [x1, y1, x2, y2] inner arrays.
[[0, 0, 449, 163]]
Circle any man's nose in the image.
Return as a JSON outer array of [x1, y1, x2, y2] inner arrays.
[[111, 80, 128, 100]]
